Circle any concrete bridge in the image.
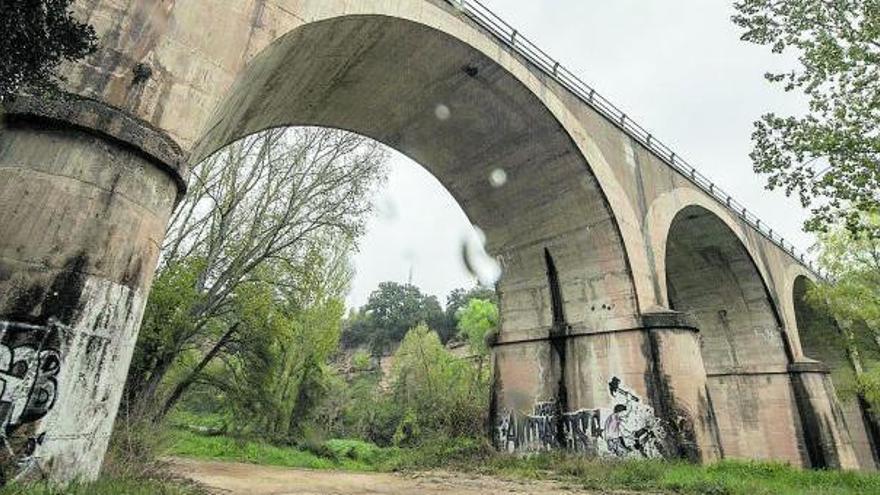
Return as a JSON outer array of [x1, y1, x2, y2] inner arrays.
[[0, 0, 877, 482]]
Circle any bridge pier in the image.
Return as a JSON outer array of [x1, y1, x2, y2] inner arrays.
[[639, 312, 723, 462], [493, 311, 721, 462], [789, 362, 860, 469], [0, 96, 185, 482]]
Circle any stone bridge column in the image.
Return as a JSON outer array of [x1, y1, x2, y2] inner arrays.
[[493, 310, 721, 462], [0, 95, 186, 483], [639, 312, 722, 463], [789, 361, 860, 470]]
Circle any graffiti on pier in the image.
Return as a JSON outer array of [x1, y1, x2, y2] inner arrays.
[[496, 376, 667, 458], [0, 320, 63, 483]]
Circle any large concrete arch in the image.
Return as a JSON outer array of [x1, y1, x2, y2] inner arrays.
[[665, 205, 797, 461], [665, 205, 789, 369], [647, 190, 778, 310], [184, 10, 720, 467], [186, 13, 642, 336], [0, 0, 867, 481], [64, 0, 659, 313]]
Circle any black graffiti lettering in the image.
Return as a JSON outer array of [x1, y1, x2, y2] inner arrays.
[[0, 321, 64, 483], [497, 376, 667, 459]]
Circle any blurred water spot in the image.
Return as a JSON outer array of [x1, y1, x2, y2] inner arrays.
[[461, 225, 502, 286], [435, 104, 451, 121], [489, 168, 507, 188]]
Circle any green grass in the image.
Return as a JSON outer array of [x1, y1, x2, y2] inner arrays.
[[0, 477, 201, 495], [166, 409, 230, 433], [479, 454, 880, 495], [166, 428, 880, 494], [5, 427, 877, 495], [167, 429, 390, 471]]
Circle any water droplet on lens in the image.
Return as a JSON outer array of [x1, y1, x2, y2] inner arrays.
[[460, 225, 502, 286], [435, 104, 451, 121], [489, 168, 508, 188]]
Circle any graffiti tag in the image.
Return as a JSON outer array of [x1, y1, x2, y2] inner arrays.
[[497, 376, 667, 459], [0, 321, 63, 483]]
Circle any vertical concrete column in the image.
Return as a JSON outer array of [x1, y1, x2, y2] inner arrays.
[[641, 312, 721, 463], [789, 361, 860, 470], [0, 95, 186, 483], [493, 309, 721, 462]]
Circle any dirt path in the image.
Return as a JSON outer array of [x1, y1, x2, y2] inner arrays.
[[168, 457, 627, 495]]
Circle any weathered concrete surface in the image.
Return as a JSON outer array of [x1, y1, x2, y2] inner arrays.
[[0, 0, 873, 481], [0, 97, 182, 482]]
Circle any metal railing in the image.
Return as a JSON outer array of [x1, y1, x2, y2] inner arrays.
[[445, 0, 822, 278]]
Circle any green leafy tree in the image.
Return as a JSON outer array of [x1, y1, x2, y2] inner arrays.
[[807, 214, 880, 409], [733, 0, 880, 234], [351, 349, 373, 372], [388, 324, 488, 445], [201, 274, 347, 440], [342, 282, 445, 354], [0, 0, 97, 101], [165, 242, 352, 441], [124, 257, 205, 411], [444, 286, 497, 342], [808, 214, 880, 340], [456, 298, 499, 373], [127, 127, 387, 419]]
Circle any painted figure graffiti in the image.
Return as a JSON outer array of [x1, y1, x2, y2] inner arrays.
[[0, 321, 63, 483], [608, 376, 666, 458], [605, 404, 628, 456], [496, 376, 667, 459]]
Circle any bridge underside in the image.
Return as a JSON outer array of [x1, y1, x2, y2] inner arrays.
[[0, 0, 876, 482]]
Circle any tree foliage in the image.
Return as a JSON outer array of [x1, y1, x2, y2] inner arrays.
[[444, 286, 498, 341], [733, 0, 880, 234], [126, 127, 387, 421], [0, 0, 96, 101], [342, 284, 497, 353], [808, 214, 880, 334], [317, 320, 493, 446], [806, 214, 880, 409], [341, 282, 446, 354], [456, 298, 498, 359], [387, 325, 489, 445], [199, 254, 348, 440]]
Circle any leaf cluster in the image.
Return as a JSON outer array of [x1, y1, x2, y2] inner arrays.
[[341, 282, 446, 354], [804, 214, 880, 407], [0, 0, 96, 101], [733, 0, 880, 234], [456, 298, 499, 358], [127, 127, 388, 422]]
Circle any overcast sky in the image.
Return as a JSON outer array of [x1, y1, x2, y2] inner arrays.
[[346, 0, 811, 309]]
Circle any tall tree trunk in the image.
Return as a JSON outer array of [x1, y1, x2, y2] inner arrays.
[[156, 323, 240, 420], [135, 355, 176, 415]]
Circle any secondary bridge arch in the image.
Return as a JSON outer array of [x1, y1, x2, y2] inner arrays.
[[665, 204, 801, 463]]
